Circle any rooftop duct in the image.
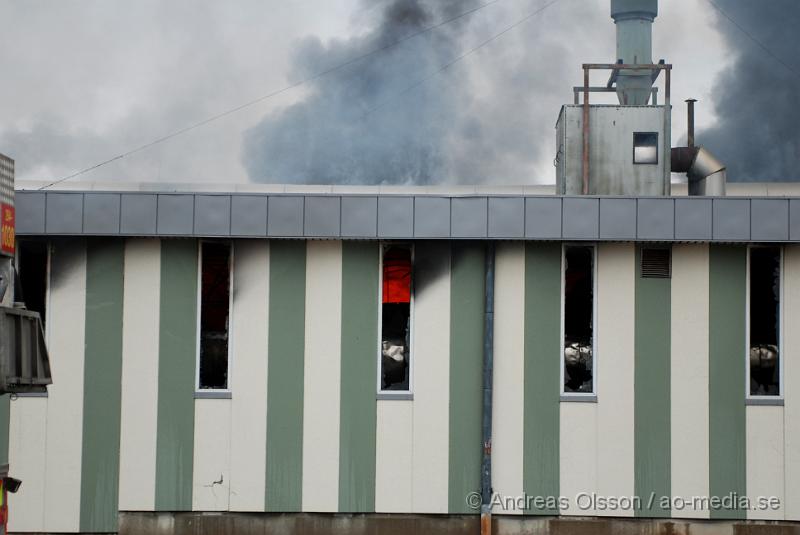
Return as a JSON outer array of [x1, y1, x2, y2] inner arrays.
[[671, 99, 727, 196], [611, 0, 658, 105]]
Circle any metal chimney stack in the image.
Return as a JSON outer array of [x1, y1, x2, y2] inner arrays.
[[611, 0, 658, 105]]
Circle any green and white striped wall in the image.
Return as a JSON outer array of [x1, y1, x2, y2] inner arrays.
[[5, 238, 800, 533], [490, 242, 800, 521], [6, 239, 484, 532]]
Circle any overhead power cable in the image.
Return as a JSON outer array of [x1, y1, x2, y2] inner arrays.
[[705, 0, 800, 80], [37, 0, 507, 190], [362, 0, 563, 118]]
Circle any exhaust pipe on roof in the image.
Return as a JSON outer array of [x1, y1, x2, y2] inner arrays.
[[687, 147, 726, 196], [611, 0, 658, 105], [671, 99, 727, 196]]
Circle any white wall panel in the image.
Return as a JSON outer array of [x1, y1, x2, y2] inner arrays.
[[670, 244, 711, 519], [192, 399, 232, 511], [560, 402, 598, 515], [595, 243, 636, 517], [43, 242, 86, 532], [411, 244, 451, 514], [783, 245, 800, 520], [491, 243, 525, 514], [746, 406, 784, 520], [375, 401, 413, 513], [228, 240, 269, 511], [301, 241, 343, 512], [118, 238, 161, 511], [7, 397, 48, 532]]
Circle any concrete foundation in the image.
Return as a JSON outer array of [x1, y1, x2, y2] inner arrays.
[[106, 513, 800, 535]]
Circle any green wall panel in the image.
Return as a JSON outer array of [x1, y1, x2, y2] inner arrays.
[[338, 242, 379, 512], [708, 245, 747, 520], [634, 246, 671, 517], [79, 240, 125, 532], [448, 243, 485, 514], [522, 243, 561, 515], [155, 240, 198, 511], [265, 241, 306, 511]]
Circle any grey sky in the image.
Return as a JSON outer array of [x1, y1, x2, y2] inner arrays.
[[0, 0, 787, 186]]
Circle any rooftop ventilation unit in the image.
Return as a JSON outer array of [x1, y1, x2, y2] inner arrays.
[[555, 0, 670, 196]]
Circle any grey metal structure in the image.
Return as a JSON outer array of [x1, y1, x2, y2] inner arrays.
[[610, 0, 658, 105], [0, 307, 51, 395], [557, 0, 672, 198], [14, 190, 800, 243], [0, 154, 52, 396], [556, 104, 669, 196]]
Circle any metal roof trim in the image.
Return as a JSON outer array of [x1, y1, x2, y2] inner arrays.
[[13, 190, 800, 243]]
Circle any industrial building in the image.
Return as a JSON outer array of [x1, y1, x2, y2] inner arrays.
[[5, 179, 800, 535], [3, 0, 800, 534]]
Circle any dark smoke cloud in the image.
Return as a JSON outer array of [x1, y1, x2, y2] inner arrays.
[[242, 0, 596, 185], [243, 0, 477, 185], [699, 1, 800, 182]]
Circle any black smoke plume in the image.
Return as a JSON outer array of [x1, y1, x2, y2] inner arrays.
[[241, 0, 600, 185], [243, 0, 477, 185], [699, 1, 800, 182]]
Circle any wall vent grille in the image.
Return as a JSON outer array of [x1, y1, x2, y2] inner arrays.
[[641, 248, 671, 278]]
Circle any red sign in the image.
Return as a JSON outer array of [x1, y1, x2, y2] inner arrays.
[[1, 204, 14, 255]]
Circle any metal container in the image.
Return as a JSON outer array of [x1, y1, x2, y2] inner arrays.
[[556, 104, 670, 195]]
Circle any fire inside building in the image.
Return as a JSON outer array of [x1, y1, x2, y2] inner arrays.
[[3, 1, 800, 534]]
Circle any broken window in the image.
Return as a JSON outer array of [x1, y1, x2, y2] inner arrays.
[[749, 247, 781, 397], [563, 245, 594, 394], [198, 241, 232, 390], [633, 132, 659, 164], [16, 240, 49, 328], [380, 245, 412, 392]]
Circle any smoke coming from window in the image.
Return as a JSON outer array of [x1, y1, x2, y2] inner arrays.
[[699, 0, 800, 182]]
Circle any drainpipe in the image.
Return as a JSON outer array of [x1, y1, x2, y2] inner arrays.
[[481, 242, 495, 535]]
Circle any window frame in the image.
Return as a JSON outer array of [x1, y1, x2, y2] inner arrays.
[[745, 244, 784, 404], [376, 242, 415, 400], [14, 239, 51, 343], [632, 131, 659, 165], [560, 243, 598, 401], [194, 240, 235, 397]]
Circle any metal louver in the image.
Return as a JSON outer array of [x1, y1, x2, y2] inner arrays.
[[0, 307, 51, 394], [641, 248, 671, 279]]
